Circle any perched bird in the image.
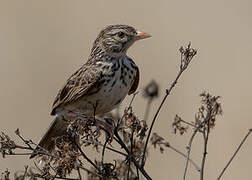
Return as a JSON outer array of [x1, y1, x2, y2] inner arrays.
[[30, 24, 151, 158]]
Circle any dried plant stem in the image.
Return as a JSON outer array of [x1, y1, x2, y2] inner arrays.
[[142, 68, 186, 167], [13, 145, 33, 150], [77, 168, 82, 180], [217, 129, 251, 180], [115, 92, 137, 129], [15, 129, 34, 151], [180, 119, 198, 128], [142, 43, 197, 167], [168, 144, 200, 171], [52, 176, 79, 180], [136, 166, 140, 179], [22, 165, 28, 180], [129, 91, 138, 108], [71, 138, 100, 172], [114, 130, 152, 180], [127, 130, 134, 179], [200, 116, 211, 180], [183, 130, 198, 180], [5, 153, 33, 156], [101, 138, 109, 166], [183, 116, 209, 180], [79, 166, 103, 178], [105, 146, 127, 157]]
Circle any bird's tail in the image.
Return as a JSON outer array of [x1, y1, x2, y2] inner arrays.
[[30, 115, 69, 159]]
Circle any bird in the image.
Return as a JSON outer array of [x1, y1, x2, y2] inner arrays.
[[30, 24, 151, 158]]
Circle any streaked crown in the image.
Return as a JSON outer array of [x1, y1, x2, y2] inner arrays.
[[90, 25, 151, 57]]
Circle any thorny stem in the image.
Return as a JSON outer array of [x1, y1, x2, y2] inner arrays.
[[217, 129, 251, 180]]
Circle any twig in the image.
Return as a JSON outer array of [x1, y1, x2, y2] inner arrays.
[[183, 127, 199, 180], [14, 145, 33, 150], [168, 144, 200, 171], [31, 172, 79, 180], [15, 129, 33, 150], [200, 111, 211, 180], [77, 168, 82, 180], [129, 91, 138, 108], [101, 138, 109, 166], [183, 113, 210, 180], [79, 166, 103, 178], [3, 153, 33, 156], [150, 133, 200, 171], [105, 146, 127, 157], [217, 129, 251, 180], [136, 166, 140, 180], [71, 137, 100, 172], [52, 176, 79, 180], [115, 92, 138, 130], [180, 119, 198, 129], [22, 165, 28, 180], [142, 43, 197, 167], [114, 130, 152, 180], [127, 129, 134, 179]]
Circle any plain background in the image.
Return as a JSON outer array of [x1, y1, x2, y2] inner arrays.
[[0, 0, 251, 179]]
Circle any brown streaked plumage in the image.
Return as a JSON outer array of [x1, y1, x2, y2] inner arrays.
[[30, 24, 151, 158]]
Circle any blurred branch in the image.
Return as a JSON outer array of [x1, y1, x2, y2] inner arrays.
[[143, 98, 152, 122], [217, 129, 251, 180], [143, 80, 159, 122]]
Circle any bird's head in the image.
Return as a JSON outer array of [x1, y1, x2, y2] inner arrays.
[[91, 25, 151, 57]]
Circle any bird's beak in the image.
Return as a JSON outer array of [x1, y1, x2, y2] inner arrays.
[[135, 31, 151, 40]]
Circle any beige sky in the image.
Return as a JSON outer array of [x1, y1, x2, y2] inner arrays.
[[0, 0, 251, 179]]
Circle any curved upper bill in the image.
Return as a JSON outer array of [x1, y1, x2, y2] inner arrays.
[[135, 31, 151, 40]]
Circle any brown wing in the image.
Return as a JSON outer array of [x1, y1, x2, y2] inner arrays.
[[51, 64, 101, 115], [128, 66, 139, 95]]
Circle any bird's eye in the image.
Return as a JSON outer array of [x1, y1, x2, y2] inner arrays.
[[117, 31, 125, 39]]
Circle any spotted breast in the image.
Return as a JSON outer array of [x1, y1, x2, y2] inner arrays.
[[59, 56, 139, 116]]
